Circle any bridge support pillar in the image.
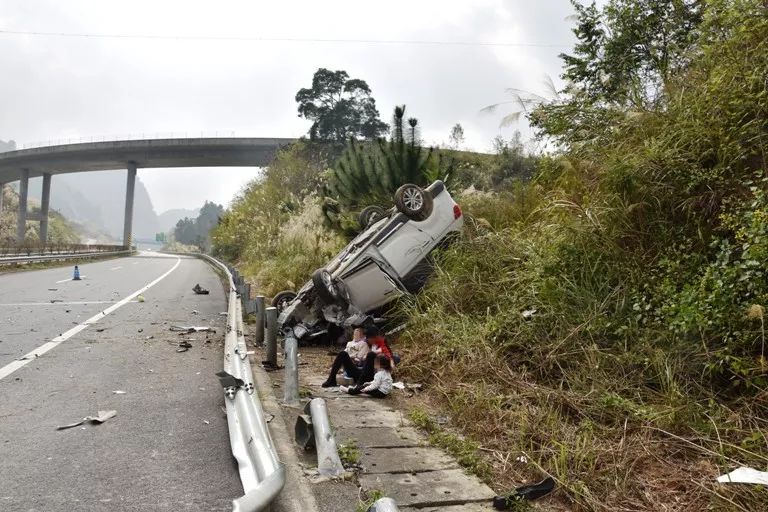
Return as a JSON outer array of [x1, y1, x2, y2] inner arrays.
[[0, 181, 4, 215], [39, 173, 51, 244], [123, 163, 137, 249], [16, 169, 29, 244]]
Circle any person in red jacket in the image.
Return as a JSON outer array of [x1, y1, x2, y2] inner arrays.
[[321, 325, 393, 387]]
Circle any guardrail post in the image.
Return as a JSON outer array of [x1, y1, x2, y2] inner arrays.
[[254, 296, 265, 346], [307, 398, 345, 476], [265, 306, 278, 367], [244, 298, 256, 316], [283, 332, 300, 406]]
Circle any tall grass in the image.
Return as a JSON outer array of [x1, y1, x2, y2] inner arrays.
[[397, 184, 768, 510]]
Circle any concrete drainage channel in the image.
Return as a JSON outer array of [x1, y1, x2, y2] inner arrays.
[[200, 254, 286, 512]]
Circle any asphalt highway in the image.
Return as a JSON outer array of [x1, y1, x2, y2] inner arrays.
[[0, 252, 242, 511]]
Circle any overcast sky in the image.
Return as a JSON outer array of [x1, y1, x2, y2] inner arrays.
[[0, 0, 579, 212]]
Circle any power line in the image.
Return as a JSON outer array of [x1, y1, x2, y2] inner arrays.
[[0, 28, 569, 48]]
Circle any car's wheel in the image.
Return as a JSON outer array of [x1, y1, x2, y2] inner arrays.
[[312, 268, 342, 305], [271, 290, 297, 313], [394, 184, 433, 220], [358, 205, 387, 229]]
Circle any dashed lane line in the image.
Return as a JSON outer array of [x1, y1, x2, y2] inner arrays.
[[0, 256, 181, 381]]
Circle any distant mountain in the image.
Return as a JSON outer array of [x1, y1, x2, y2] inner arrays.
[[158, 208, 200, 232], [25, 171, 160, 241]]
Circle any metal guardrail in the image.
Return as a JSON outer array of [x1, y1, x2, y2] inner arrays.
[[200, 254, 285, 512], [0, 243, 125, 258], [0, 248, 132, 265]]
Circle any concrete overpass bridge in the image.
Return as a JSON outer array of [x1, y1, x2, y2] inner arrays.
[[0, 137, 296, 246]]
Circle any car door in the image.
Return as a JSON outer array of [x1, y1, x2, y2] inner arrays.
[[339, 258, 402, 312], [373, 215, 435, 279]]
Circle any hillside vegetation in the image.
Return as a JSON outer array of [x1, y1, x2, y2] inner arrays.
[[213, 1, 768, 509], [1, 184, 80, 245]]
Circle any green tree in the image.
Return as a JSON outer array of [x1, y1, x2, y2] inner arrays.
[[326, 105, 451, 209], [529, 0, 703, 148], [449, 123, 465, 149], [174, 217, 197, 245], [323, 106, 454, 233], [295, 68, 389, 142], [562, 0, 703, 109], [172, 201, 223, 251]]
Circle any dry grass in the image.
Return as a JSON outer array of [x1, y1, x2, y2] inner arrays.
[[393, 331, 768, 511]]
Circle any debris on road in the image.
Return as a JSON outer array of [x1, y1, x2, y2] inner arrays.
[[170, 325, 216, 334], [48, 288, 58, 291], [392, 382, 422, 390], [177, 340, 193, 353], [145, 335, 154, 340], [137, 295, 145, 303], [191, 309, 199, 315], [138, 328, 143, 333], [717, 467, 768, 486], [56, 410, 117, 430], [96, 328, 105, 332], [192, 284, 210, 295], [112, 390, 127, 395], [493, 476, 556, 509], [261, 360, 282, 371]]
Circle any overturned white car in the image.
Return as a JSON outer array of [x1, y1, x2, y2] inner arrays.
[[276, 180, 463, 340]]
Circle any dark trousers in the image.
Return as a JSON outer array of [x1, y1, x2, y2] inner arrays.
[[348, 387, 388, 398], [327, 352, 376, 385]]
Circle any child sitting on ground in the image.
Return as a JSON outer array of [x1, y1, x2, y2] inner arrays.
[[340, 354, 393, 398]]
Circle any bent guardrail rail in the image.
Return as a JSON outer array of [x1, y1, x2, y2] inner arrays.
[[201, 254, 285, 512]]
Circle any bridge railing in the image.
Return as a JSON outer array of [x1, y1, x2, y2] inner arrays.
[[16, 131, 242, 150]]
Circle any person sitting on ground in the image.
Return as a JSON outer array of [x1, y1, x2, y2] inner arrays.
[[321, 325, 391, 387], [345, 327, 369, 365], [341, 354, 393, 398]]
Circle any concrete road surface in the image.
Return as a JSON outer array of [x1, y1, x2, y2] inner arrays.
[[0, 253, 242, 511]]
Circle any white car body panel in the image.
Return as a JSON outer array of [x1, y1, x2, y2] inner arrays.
[[278, 180, 463, 335]]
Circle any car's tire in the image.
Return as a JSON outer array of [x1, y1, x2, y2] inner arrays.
[[312, 268, 342, 305], [358, 205, 387, 229], [394, 184, 433, 220], [272, 290, 297, 313]]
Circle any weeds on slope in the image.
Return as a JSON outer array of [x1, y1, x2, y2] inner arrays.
[[396, 186, 768, 510]]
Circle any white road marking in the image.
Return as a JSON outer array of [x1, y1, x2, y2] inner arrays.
[[0, 257, 181, 381], [110, 266, 123, 270], [55, 276, 86, 284]]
